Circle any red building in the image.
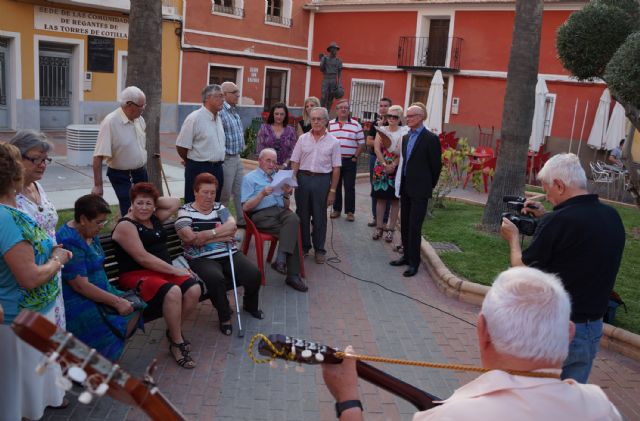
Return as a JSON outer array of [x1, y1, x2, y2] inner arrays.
[[304, 0, 607, 159]]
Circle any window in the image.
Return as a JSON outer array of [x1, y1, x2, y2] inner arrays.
[[212, 0, 244, 17], [543, 93, 556, 137], [264, 69, 288, 111], [265, 0, 292, 26], [209, 66, 238, 86], [350, 79, 384, 122]]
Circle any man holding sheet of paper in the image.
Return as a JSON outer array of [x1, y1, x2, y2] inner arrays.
[[241, 148, 307, 292]]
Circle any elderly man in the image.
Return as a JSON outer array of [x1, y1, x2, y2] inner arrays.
[[329, 99, 365, 222], [92, 86, 148, 216], [366, 97, 393, 227], [390, 105, 442, 277], [176, 84, 226, 203], [291, 107, 341, 264], [219, 81, 246, 227], [323, 267, 622, 420], [501, 153, 625, 383], [241, 148, 307, 292]]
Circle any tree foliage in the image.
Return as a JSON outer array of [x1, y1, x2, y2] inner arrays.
[[556, 2, 636, 79], [605, 32, 640, 109]]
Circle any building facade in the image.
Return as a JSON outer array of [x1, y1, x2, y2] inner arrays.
[[0, 0, 181, 132]]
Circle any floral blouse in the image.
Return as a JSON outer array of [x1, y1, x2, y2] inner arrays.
[[256, 123, 297, 167], [16, 181, 59, 241]]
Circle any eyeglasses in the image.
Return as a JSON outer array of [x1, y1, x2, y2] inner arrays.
[[127, 101, 146, 109], [405, 114, 421, 118], [23, 156, 52, 165], [336, 106, 349, 110], [95, 218, 110, 228], [224, 90, 239, 94], [310, 117, 326, 122], [387, 115, 400, 120]]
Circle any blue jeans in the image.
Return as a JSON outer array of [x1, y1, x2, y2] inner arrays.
[[369, 154, 389, 222], [107, 166, 148, 216], [561, 318, 603, 383]]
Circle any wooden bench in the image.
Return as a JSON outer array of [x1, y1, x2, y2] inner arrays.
[[99, 221, 208, 322]]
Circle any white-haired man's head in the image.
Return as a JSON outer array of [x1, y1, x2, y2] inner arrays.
[[480, 267, 572, 366], [119, 86, 145, 106], [258, 148, 278, 174], [537, 153, 587, 190]]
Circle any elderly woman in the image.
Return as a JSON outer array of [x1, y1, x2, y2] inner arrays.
[[56, 194, 143, 361], [10, 130, 66, 328], [112, 182, 200, 369], [175, 173, 262, 336], [257, 102, 297, 170], [296, 96, 321, 137], [371, 105, 409, 243], [0, 143, 72, 420]]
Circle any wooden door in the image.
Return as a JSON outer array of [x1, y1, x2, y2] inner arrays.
[[427, 19, 450, 67]]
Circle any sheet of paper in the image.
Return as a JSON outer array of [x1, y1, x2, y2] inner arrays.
[[270, 170, 298, 194]]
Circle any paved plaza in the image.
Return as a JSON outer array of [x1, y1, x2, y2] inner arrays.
[[1, 131, 637, 420]]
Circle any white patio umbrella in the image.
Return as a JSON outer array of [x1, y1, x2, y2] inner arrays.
[[529, 77, 549, 153], [425, 70, 444, 134], [587, 88, 611, 150], [603, 102, 626, 151]]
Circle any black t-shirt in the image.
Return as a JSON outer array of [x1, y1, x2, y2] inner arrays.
[[522, 194, 625, 322], [114, 215, 172, 274], [367, 113, 390, 155], [298, 119, 311, 134]]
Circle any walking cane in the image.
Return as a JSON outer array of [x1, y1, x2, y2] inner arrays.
[[227, 242, 244, 338]]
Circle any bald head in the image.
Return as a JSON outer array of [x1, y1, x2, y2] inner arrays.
[[406, 106, 425, 129], [221, 81, 240, 106]]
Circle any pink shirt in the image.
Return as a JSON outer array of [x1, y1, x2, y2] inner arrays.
[[290, 130, 342, 173], [414, 370, 621, 421]]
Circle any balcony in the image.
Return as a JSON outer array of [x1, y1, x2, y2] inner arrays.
[[212, 4, 244, 17], [397, 36, 462, 71], [265, 14, 292, 27]]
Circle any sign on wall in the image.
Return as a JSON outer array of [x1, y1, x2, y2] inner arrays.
[[34, 6, 129, 39], [88, 36, 114, 72]]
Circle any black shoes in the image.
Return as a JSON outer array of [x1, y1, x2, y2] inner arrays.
[[244, 307, 265, 319], [403, 266, 419, 277], [285, 275, 308, 292], [389, 256, 409, 266]]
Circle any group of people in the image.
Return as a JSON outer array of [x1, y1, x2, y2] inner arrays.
[[0, 80, 628, 420]]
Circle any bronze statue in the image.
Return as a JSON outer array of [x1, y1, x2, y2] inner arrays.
[[319, 42, 344, 111]]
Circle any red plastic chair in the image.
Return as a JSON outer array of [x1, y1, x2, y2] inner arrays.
[[241, 211, 305, 286], [464, 156, 497, 193], [477, 125, 495, 148]]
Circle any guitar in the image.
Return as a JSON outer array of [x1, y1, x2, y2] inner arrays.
[[11, 310, 186, 421], [257, 334, 442, 411]]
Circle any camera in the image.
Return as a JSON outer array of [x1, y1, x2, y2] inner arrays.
[[501, 195, 538, 236]]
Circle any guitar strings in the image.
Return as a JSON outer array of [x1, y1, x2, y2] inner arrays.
[[326, 216, 476, 328]]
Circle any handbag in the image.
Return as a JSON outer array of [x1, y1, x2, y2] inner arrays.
[[96, 280, 146, 340]]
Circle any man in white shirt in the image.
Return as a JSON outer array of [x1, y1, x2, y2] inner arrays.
[[176, 84, 227, 203], [92, 86, 148, 216], [322, 267, 622, 421]]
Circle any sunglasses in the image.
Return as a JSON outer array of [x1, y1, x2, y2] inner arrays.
[[23, 156, 52, 165], [387, 115, 400, 120]]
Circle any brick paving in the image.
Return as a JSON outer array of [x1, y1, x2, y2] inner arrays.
[[5, 130, 635, 420]]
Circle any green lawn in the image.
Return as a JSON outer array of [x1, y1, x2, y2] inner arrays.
[[422, 199, 640, 334]]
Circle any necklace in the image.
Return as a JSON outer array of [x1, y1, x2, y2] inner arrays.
[[21, 183, 44, 212]]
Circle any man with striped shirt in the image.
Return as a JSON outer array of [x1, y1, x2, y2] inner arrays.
[[329, 99, 365, 221]]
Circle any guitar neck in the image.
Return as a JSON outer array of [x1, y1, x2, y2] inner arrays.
[[130, 387, 186, 421], [356, 361, 441, 411]]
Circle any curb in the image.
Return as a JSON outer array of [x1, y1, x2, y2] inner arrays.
[[420, 238, 640, 362]]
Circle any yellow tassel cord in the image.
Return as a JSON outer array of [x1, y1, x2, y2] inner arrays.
[[248, 333, 560, 379]]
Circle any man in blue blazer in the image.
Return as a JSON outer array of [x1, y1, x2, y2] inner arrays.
[[390, 105, 442, 276]]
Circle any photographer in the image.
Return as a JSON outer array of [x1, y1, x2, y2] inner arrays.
[[500, 153, 625, 384]]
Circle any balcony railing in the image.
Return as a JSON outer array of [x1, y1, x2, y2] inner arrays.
[[265, 14, 292, 26], [397, 36, 462, 71], [212, 4, 244, 17]]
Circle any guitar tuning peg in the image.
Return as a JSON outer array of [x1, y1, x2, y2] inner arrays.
[[35, 333, 73, 376], [94, 382, 109, 396], [35, 362, 48, 375], [315, 352, 325, 363], [295, 364, 305, 373], [94, 363, 118, 397], [269, 360, 278, 369], [67, 366, 87, 383], [301, 349, 312, 359], [78, 390, 93, 404], [55, 376, 73, 391]]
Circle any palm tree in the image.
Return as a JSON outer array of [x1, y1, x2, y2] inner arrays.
[[126, 0, 163, 193], [481, 0, 544, 230]]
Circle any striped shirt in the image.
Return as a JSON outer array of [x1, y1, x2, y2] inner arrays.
[[175, 203, 238, 260], [219, 102, 245, 155], [328, 118, 365, 157]]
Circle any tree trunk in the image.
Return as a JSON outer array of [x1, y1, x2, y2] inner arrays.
[[126, 0, 163, 194], [481, 0, 544, 230]]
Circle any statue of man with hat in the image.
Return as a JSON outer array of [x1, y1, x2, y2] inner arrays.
[[319, 41, 344, 111]]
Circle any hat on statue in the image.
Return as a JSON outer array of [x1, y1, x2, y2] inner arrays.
[[327, 41, 340, 51]]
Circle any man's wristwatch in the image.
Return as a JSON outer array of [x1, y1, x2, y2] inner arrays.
[[210, 228, 217, 237], [335, 400, 362, 418]]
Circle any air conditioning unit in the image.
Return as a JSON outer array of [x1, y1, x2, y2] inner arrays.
[[162, 6, 177, 16]]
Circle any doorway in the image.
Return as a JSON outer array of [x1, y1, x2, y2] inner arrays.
[[0, 38, 8, 129], [264, 68, 287, 111], [427, 19, 450, 67], [39, 42, 73, 129]]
